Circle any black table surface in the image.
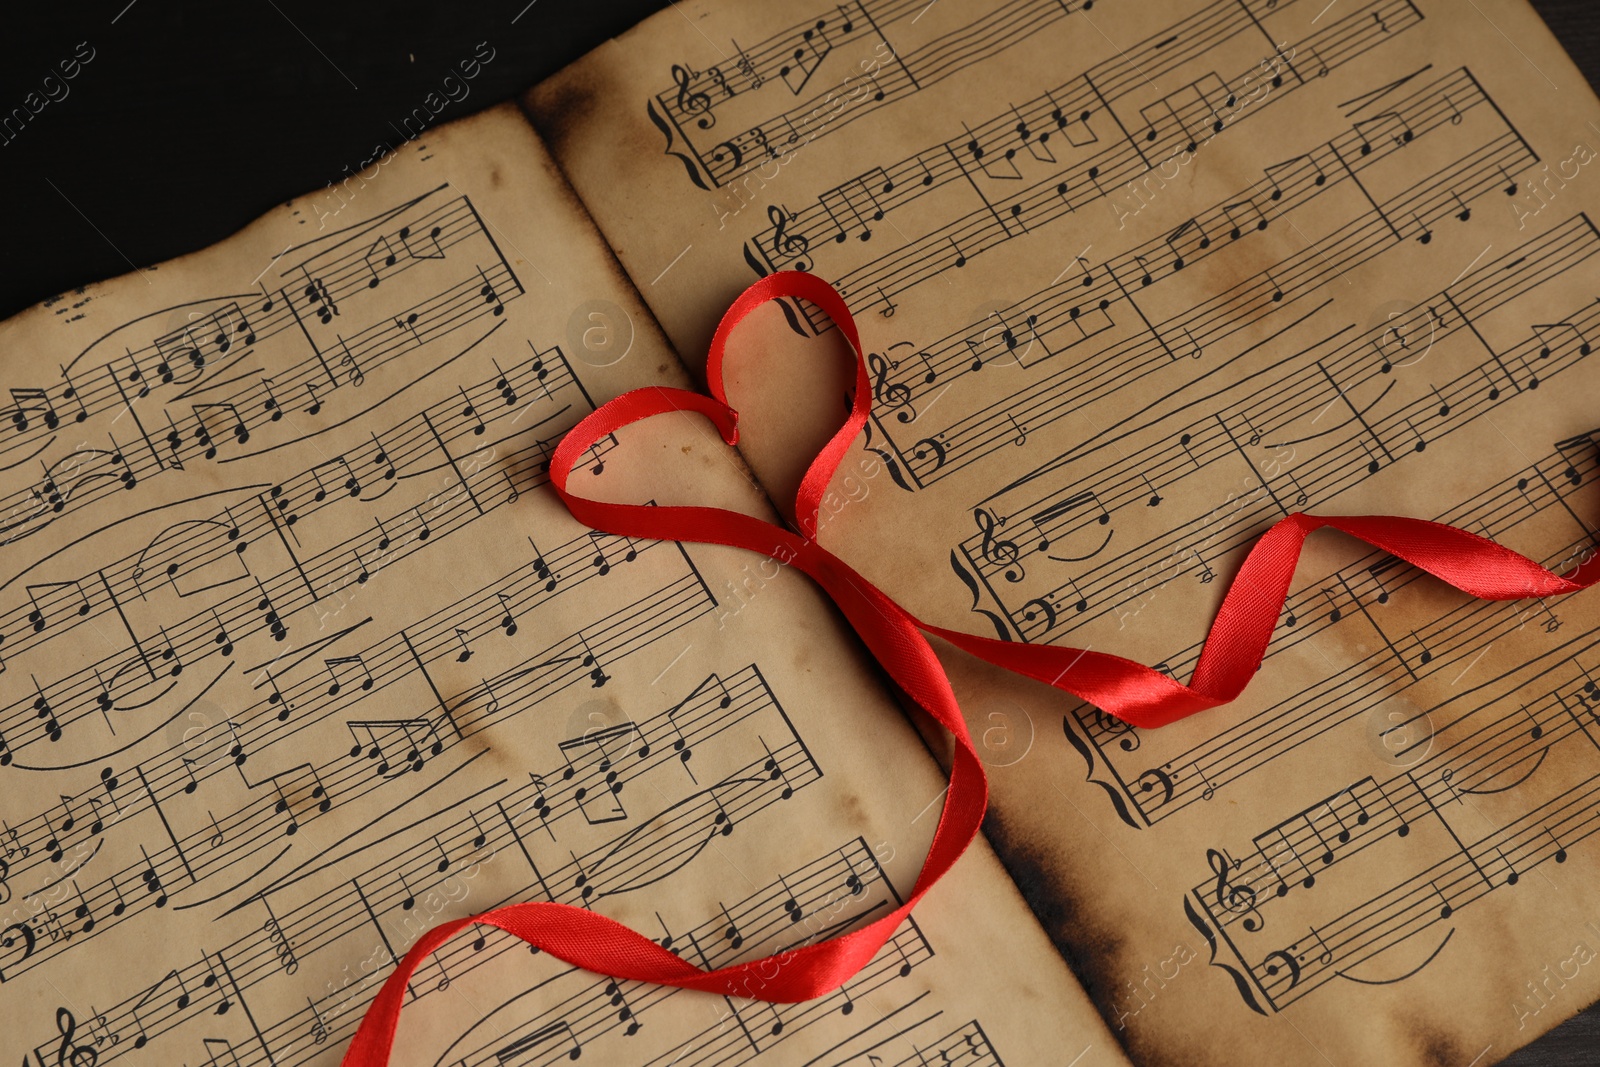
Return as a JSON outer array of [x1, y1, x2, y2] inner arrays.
[[1, 1, 1598, 1063]]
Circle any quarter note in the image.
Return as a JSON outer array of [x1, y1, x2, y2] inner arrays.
[[491, 357, 518, 405], [529, 536, 558, 591], [301, 273, 339, 324], [1518, 702, 1544, 740], [138, 845, 168, 908], [260, 377, 284, 422], [1429, 880, 1454, 919], [58, 369, 88, 423], [456, 386, 486, 435], [369, 431, 397, 482]]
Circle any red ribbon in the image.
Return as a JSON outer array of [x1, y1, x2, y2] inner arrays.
[[340, 272, 1599, 1065]]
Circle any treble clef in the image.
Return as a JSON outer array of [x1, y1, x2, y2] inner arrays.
[[1206, 848, 1264, 933], [973, 508, 1024, 582], [767, 205, 811, 270], [670, 64, 715, 129], [867, 352, 916, 422], [56, 1007, 98, 1067]]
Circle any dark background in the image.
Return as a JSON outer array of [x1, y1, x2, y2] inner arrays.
[[1, 1, 1597, 1063]]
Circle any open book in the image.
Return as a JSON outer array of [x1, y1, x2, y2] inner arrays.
[[4, 0, 1600, 1063]]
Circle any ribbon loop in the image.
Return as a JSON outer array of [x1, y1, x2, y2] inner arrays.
[[705, 272, 872, 540]]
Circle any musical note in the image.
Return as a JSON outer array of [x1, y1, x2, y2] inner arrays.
[[1532, 320, 1592, 359], [948, 235, 968, 268], [301, 272, 339, 324], [588, 530, 637, 575], [192, 402, 249, 458], [820, 171, 891, 243], [1031, 491, 1112, 562], [366, 236, 397, 287], [324, 655, 374, 696], [25, 579, 91, 633], [1265, 153, 1327, 201], [1411, 212, 1433, 244], [337, 337, 364, 386], [7, 388, 60, 433], [778, 17, 835, 94], [494, 1020, 582, 1063], [1430, 880, 1454, 919], [1354, 111, 1414, 155], [1223, 198, 1270, 239], [401, 222, 447, 261], [253, 578, 288, 641], [1165, 218, 1211, 269], [495, 592, 520, 636]]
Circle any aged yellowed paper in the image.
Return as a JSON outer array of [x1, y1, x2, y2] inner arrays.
[[531, 1, 1600, 1062], [0, 104, 1124, 1067]]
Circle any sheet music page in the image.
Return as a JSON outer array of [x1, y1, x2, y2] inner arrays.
[[0, 104, 1127, 1067], [530, 1, 1600, 1062]]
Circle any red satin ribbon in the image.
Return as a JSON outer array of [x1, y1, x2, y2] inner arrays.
[[340, 271, 1599, 1066]]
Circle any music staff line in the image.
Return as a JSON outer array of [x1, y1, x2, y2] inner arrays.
[[885, 115, 1534, 489], [861, 64, 1488, 427], [653, 0, 1126, 189], [0, 345, 579, 682], [0, 558, 720, 988], [1077, 429, 1599, 768], [752, 0, 1417, 316], [951, 216, 1597, 648], [1197, 647, 1600, 955], [23, 673, 837, 1067], [0, 526, 696, 923], [3, 191, 507, 465]]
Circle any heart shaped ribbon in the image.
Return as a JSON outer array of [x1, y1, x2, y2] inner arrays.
[[340, 271, 1599, 1066]]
